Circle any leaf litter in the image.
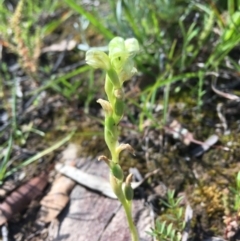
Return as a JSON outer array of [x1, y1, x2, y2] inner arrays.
[[0, 172, 48, 226], [38, 171, 76, 223]]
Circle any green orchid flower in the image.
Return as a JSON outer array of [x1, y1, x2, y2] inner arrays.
[[85, 49, 111, 70], [109, 37, 139, 83]]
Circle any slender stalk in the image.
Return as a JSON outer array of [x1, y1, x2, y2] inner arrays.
[[110, 173, 139, 241], [121, 199, 139, 241]]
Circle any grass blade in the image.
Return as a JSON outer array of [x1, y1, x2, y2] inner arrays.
[[5, 131, 75, 178], [64, 0, 114, 39], [0, 135, 13, 181]]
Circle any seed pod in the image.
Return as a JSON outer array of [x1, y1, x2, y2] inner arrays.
[[105, 116, 118, 152], [123, 183, 134, 201], [111, 163, 123, 181], [114, 98, 125, 117], [105, 116, 116, 130]]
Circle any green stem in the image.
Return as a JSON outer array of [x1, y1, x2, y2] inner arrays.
[[121, 199, 139, 241], [111, 177, 139, 241], [111, 150, 119, 164]]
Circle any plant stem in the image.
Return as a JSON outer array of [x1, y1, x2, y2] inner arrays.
[[121, 198, 139, 241], [109, 169, 139, 241], [112, 178, 139, 241]]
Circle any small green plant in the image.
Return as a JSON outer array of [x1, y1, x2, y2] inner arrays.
[[148, 190, 185, 241], [148, 220, 182, 241], [85, 37, 139, 241]]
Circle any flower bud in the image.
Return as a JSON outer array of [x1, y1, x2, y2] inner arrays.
[[85, 49, 110, 70], [111, 163, 123, 181]]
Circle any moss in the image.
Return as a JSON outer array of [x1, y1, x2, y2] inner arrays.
[[191, 184, 224, 217]]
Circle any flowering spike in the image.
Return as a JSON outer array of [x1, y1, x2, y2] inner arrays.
[[85, 37, 140, 241]]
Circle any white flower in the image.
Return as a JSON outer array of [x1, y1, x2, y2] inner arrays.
[[125, 38, 140, 57], [85, 49, 111, 70], [108, 37, 139, 83]]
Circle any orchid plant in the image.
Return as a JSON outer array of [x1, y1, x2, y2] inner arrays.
[[85, 37, 140, 241]]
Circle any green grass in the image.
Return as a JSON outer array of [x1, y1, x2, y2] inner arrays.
[[0, 0, 75, 180], [61, 0, 240, 131]]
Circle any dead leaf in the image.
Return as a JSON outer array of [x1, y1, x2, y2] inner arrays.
[[55, 163, 117, 199], [42, 39, 77, 53], [39, 174, 75, 223], [191, 134, 219, 157], [165, 120, 219, 156], [61, 143, 80, 163], [212, 82, 240, 101], [38, 143, 78, 223], [0, 172, 48, 225]]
